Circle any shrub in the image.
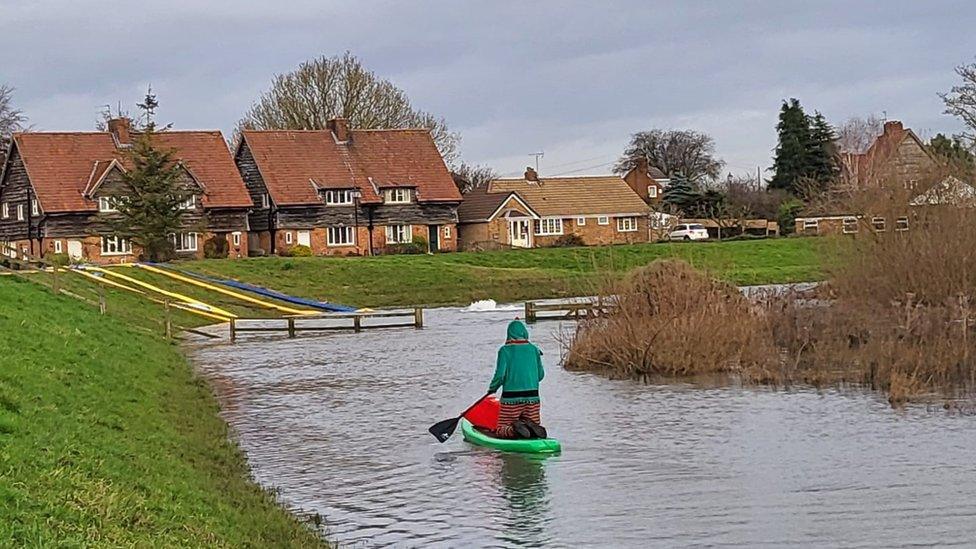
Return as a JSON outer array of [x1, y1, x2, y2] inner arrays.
[[203, 235, 229, 259], [551, 234, 585, 247], [44, 252, 70, 267], [777, 198, 804, 236], [288, 244, 313, 257], [563, 260, 777, 380]]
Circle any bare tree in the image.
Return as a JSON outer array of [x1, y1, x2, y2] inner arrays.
[[0, 85, 28, 163], [835, 114, 883, 154], [451, 162, 497, 194], [240, 52, 460, 165], [941, 59, 976, 148], [614, 129, 724, 183]]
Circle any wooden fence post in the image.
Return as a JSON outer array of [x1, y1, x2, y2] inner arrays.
[[525, 302, 536, 323], [414, 307, 424, 329], [353, 315, 362, 333], [288, 318, 296, 338], [163, 299, 173, 340], [98, 285, 106, 315], [51, 263, 60, 294], [229, 318, 237, 343]]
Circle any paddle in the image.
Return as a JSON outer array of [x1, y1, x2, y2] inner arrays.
[[428, 392, 492, 443]]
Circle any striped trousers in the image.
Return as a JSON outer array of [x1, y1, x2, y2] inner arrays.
[[495, 402, 542, 438]]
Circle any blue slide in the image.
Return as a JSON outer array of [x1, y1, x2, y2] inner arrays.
[[146, 263, 357, 313]]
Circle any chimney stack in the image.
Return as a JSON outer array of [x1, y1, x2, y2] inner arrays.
[[634, 156, 649, 173], [524, 166, 539, 182], [883, 120, 904, 134], [327, 118, 351, 142], [108, 118, 131, 146]]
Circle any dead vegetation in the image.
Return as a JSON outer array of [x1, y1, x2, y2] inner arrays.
[[564, 171, 976, 404]]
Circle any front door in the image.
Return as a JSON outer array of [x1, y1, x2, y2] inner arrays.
[[508, 219, 531, 248], [297, 230, 311, 247], [67, 240, 83, 260], [427, 225, 439, 252]]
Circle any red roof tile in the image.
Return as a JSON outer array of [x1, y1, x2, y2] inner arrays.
[[240, 129, 461, 206], [12, 130, 252, 213]]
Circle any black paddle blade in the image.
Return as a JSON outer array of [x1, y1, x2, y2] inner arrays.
[[428, 417, 461, 443]]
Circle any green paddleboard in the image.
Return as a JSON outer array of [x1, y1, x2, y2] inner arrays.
[[460, 418, 561, 454]]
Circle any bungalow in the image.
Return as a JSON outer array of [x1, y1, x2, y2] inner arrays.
[[0, 118, 253, 263], [235, 119, 462, 256], [456, 167, 652, 249]]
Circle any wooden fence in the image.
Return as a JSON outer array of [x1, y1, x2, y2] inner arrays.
[[524, 299, 612, 323], [229, 308, 424, 342]]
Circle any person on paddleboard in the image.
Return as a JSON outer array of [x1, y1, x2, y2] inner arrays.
[[488, 319, 547, 439]]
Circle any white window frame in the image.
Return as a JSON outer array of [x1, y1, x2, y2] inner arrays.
[[324, 189, 354, 206], [260, 193, 270, 209], [284, 231, 293, 245], [178, 195, 196, 210], [54, 240, 63, 254], [1, 202, 8, 219], [171, 232, 199, 252], [327, 226, 356, 246], [895, 216, 909, 232], [616, 216, 638, 232], [100, 235, 132, 256], [842, 217, 858, 234], [16, 204, 24, 221], [98, 196, 124, 213], [577, 217, 586, 226], [384, 188, 412, 204], [534, 218, 564, 236], [232, 232, 241, 246], [386, 224, 413, 244], [597, 216, 610, 225], [443, 225, 452, 239], [871, 216, 886, 232], [802, 219, 819, 233], [31, 199, 39, 216], [648, 186, 658, 198]]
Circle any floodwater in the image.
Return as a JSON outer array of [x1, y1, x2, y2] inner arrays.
[[189, 304, 976, 548]]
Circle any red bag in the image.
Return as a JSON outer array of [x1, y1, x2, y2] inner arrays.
[[464, 396, 500, 430]]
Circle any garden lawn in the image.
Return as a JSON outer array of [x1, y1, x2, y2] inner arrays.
[[185, 238, 824, 309], [0, 277, 327, 547]]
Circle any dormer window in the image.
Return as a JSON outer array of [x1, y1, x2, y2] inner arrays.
[[384, 188, 412, 204], [324, 189, 354, 205], [178, 195, 197, 210], [98, 196, 124, 212]]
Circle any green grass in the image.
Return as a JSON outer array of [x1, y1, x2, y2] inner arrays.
[[184, 238, 825, 308], [0, 277, 327, 547]]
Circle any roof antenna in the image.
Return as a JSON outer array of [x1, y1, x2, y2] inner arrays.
[[529, 151, 544, 173]]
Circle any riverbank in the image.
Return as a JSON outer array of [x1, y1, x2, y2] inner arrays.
[[185, 238, 823, 309], [0, 278, 327, 546]]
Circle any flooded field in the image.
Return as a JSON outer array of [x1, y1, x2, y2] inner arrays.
[[190, 304, 976, 548]]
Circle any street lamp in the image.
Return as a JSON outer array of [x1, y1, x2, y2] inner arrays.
[[350, 188, 363, 253]]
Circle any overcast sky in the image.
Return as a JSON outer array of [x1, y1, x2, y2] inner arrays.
[[2, 1, 974, 177]]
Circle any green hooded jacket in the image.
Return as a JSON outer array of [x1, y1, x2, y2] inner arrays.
[[488, 320, 545, 404]]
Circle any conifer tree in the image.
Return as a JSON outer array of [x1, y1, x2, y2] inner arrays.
[[662, 176, 702, 215], [807, 111, 839, 189], [105, 89, 190, 262], [769, 99, 813, 192]]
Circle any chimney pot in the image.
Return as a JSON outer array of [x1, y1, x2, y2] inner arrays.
[[884, 120, 904, 133], [327, 118, 351, 142], [108, 118, 131, 146], [524, 166, 538, 182]]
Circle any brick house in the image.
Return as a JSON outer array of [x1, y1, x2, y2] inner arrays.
[[621, 157, 669, 206], [0, 119, 253, 264], [235, 119, 462, 256], [456, 167, 652, 249], [796, 120, 952, 236]]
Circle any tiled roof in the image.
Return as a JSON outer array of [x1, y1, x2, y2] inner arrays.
[[457, 186, 532, 222], [12, 130, 252, 213], [853, 121, 933, 182], [466, 175, 650, 220], [240, 129, 461, 206]]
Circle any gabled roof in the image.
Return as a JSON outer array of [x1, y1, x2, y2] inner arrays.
[[909, 176, 976, 206], [239, 128, 461, 206], [459, 175, 649, 221], [10, 130, 252, 213], [456, 186, 540, 222], [852, 121, 935, 183]]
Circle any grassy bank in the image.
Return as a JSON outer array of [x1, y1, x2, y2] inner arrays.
[[185, 238, 823, 309], [0, 277, 326, 546]]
